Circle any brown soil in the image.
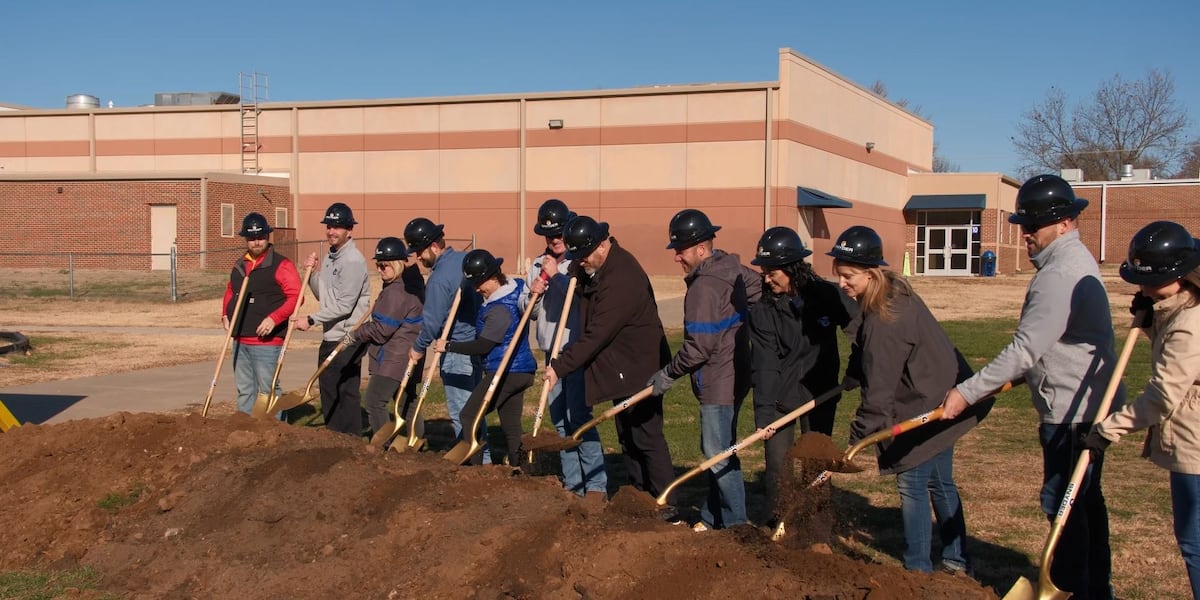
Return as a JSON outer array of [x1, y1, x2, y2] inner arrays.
[[0, 412, 998, 599]]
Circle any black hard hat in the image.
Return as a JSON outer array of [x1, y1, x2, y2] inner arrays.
[[533, 199, 575, 237], [751, 226, 812, 267], [238, 212, 273, 238], [320, 202, 357, 227], [1009, 174, 1089, 228], [462, 249, 503, 285], [827, 226, 888, 267], [403, 217, 445, 254], [563, 215, 610, 260], [374, 236, 408, 261], [666, 209, 721, 250], [1119, 221, 1200, 286]]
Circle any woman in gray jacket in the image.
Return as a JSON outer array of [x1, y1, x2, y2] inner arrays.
[[831, 226, 988, 576], [1087, 221, 1200, 598]]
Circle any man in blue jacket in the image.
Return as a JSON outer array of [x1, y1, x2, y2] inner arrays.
[[404, 218, 484, 459]]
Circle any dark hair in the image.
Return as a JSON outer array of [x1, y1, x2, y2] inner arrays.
[[763, 260, 819, 299]]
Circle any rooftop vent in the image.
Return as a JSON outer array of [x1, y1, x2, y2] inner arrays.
[[154, 92, 240, 106], [1059, 168, 1083, 182]]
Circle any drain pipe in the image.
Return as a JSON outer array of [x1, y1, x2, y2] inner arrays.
[[763, 86, 773, 230], [1099, 183, 1108, 263]]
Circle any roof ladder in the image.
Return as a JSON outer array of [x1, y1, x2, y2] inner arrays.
[[238, 71, 268, 174]]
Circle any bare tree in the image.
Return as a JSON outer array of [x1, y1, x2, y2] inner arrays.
[[869, 81, 958, 171], [1174, 140, 1200, 179], [1013, 70, 1190, 180]]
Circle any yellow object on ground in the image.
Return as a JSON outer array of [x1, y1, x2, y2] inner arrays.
[[0, 399, 20, 432], [902, 251, 912, 276]]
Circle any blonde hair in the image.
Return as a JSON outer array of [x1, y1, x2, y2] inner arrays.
[[837, 260, 912, 323], [379, 259, 404, 282], [1179, 266, 1200, 309]]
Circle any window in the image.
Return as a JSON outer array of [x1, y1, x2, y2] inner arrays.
[[275, 207, 288, 229], [221, 204, 235, 237]]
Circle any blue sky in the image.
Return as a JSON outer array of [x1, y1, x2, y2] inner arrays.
[[5, 0, 1198, 176]]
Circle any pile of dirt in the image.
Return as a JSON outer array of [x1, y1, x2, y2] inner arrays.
[[0, 413, 997, 599]]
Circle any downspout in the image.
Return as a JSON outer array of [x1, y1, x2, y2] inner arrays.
[[763, 86, 773, 230], [88, 112, 96, 173], [1099, 183, 1108, 263], [291, 107, 300, 233], [518, 98, 527, 267], [200, 175, 208, 269]]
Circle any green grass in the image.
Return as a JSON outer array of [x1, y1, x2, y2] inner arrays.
[[97, 482, 147, 513], [0, 567, 116, 600], [7, 336, 121, 369]]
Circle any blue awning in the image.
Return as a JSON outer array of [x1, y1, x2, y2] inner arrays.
[[904, 194, 986, 210], [797, 186, 853, 208]]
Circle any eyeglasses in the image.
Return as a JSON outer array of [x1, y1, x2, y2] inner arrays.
[[376, 262, 392, 270]]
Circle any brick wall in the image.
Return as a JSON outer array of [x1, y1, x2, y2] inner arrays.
[[1075, 183, 1200, 265], [0, 177, 292, 271], [0, 179, 199, 269]]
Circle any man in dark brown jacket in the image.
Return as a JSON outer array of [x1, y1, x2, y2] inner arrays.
[[545, 216, 675, 503]]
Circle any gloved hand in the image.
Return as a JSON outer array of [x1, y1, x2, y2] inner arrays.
[[841, 375, 861, 391], [646, 368, 675, 396], [340, 330, 357, 347], [1130, 292, 1155, 328], [1082, 429, 1112, 460]]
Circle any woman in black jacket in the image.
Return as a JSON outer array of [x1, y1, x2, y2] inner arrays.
[[749, 227, 856, 528], [831, 225, 985, 576]]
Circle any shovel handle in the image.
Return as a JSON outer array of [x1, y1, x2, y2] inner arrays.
[[656, 381, 850, 506], [569, 386, 656, 442], [809, 379, 1021, 488], [406, 289, 463, 449], [448, 289, 542, 464], [1032, 311, 1145, 592], [267, 299, 373, 417], [267, 265, 312, 401], [203, 266, 254, 417], [531, 277, 577, 439]]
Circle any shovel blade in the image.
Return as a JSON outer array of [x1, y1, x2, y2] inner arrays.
[[266, 390, 311, 416], [1000, 575, 1069, 600], [443, 439, 480, 464], [369, 422, 402, 448], [522, 433, 580, 453], [250, 393, 271, 418]]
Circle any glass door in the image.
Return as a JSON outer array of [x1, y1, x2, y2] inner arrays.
[[924, 226, 973, 276]]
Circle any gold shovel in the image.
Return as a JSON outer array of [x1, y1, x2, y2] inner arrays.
[[202, 263, 254, 417], [252, 265, 312, 418], [444, 290, 541, 465], [526, 277, 577, 463], [1001, 313, 1144, 600], [392, 289, 463, 453], [655, 381, 851, 507], [265, 306, 372, 417], [368, 358, 417, 448], [522, 385, 656, 454]]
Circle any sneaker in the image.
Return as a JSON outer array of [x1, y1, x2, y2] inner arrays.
[[692, 521, 710, 533], [939, 562, 975, 578], [659, 508, 685, 525]]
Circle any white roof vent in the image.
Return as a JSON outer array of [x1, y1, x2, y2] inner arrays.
[[1132, 168, 1152, 181], [1060, 168, 1083, 182], [1120, 164, 1135, 181]]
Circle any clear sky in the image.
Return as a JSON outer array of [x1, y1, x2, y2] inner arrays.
[[5, 0, 1198, 177]]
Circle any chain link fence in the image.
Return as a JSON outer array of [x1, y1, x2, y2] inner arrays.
[[0, 236, 474, 303]]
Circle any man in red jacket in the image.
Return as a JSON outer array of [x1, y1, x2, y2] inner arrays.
[[545, 216, 675, 504], [222, 212, 301, 416]]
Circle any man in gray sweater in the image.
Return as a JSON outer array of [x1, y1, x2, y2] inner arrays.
[[942, 174, 1119, 599]]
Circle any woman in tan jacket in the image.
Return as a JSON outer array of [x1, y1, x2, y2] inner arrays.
[[1087, 221, 1200, 599]]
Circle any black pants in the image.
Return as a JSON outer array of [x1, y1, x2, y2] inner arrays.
[[363, 357, 427, 439], [318, 340, 366, 437], [1040, 422, 1113, 600], [613, 394, 675, 502], [458, 370, 534, 467], [757, 405, 797, 521]]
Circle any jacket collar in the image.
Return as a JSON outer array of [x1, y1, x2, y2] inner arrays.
[[1030, 229, 1079, 270]]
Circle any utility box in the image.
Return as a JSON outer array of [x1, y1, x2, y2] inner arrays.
[[981, 251, 996, 277]]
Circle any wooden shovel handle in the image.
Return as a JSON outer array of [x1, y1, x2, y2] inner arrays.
[[266, 264, 312, 403], [531, 277, 577, 438], [455, 288, 541, 459], [1034, 311, 1145, 590], [406, 289, 463, 448], [203, 266, 254, 417], [655, 381, 850, 505], [569, 386, 656, 442]]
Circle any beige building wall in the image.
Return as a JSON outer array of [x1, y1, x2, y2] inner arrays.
[[0, 48, 967, 276]]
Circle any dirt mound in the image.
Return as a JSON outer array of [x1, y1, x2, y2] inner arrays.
[[0, 413, 996, 599]]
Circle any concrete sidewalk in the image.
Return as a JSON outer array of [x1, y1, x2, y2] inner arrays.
[[0, 294, 685, 426]]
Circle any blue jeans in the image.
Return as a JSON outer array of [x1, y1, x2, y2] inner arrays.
[[1039, 422, 1112, 600], [1171, 471, 1200, 599], [698, 402, 748, 529], [232, 341, 283, 420], [549, 369, 607, 495], [894, 446, 968, 573], [441, 352, 488, 463]]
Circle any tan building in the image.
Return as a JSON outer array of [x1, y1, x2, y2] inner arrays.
[[2, 48, 1022, 276]]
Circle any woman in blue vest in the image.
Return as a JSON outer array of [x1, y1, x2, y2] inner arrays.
[[434, 249, 536, 468]]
